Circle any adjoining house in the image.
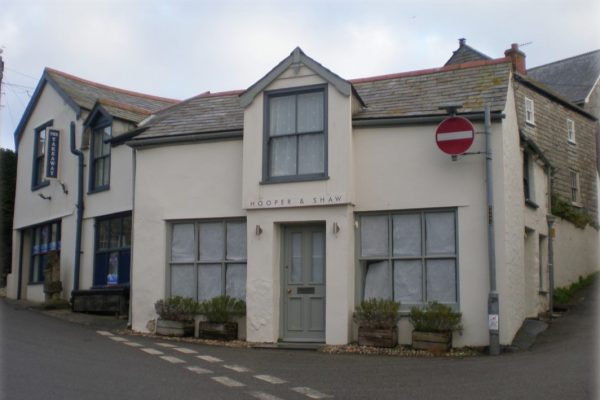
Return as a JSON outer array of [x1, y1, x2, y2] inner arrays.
[[7, 42, 598, 348], [6, 68, 178, 308]]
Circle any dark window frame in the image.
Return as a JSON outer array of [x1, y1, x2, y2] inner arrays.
[[31, 120, 53, 190], [93, 212, 132, 287], [87, 111, 113, 193], [262, 84, 328, 184], [29, 220, 61, 284], [357, 209, 459, 311]]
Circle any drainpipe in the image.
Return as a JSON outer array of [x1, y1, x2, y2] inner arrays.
[[69, 122, 84, 291], [547, 215, 556, 317]]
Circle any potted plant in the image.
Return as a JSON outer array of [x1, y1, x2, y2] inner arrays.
[[154, 296, 200, 337], [353, 298, 400, 348], [197, 295, 246, 341], [409, 301, 463, 352]]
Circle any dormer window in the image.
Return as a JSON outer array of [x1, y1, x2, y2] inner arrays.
[[525, 97, 535, 125], [263, 85, 327, 183]]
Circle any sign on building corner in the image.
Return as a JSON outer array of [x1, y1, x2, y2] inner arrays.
[[46, 129, 60, 179]]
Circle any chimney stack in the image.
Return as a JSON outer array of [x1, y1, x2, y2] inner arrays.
[[504, 43, 526, 75], [459, 38, 466, 47]]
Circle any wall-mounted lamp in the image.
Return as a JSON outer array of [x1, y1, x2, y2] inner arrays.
[[38, 193, 51, 201], [255, 225, 263, 235], [332, 222, 340, 235]]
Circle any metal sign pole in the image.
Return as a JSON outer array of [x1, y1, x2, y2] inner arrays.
[[485, 105, 500, 355]]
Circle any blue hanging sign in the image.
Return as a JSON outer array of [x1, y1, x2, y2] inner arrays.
[[46, 129, 60, 179]]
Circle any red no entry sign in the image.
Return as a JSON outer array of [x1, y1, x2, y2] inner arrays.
[[435, 116, 475, 155]]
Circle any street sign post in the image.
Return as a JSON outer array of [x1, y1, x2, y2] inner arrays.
[[435, 116, 475, 155]]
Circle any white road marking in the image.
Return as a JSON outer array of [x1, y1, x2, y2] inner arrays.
[[141, 348, 164, 355], [248, 391, 285, 400], [108, 336, 128, 342], [223, 364, 250, 373], [186, 366, 213, 375], [123, 341, 143, 347], [155, 342, 177, 348], [196, 355, 222, 363], [160, 355, 186, 364], [212, 376, 245, 387], [96, 330, 113, 336], [254, 375, 286, 384], [174, 347, 198, 354], [291, 387, 333, 399]]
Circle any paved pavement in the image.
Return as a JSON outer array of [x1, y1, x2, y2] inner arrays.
[[1, 280, 598, 400]]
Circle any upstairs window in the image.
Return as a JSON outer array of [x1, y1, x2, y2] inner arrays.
[[570, 170, 580, 204], [525, 97, 535, 125], [264, 85, 327, 182], [567, 119, 576, 144], [90, 124, 112, 192], [32, 121, 52, 190]]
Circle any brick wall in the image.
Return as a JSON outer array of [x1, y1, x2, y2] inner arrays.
[[514, 79, 598, 221]]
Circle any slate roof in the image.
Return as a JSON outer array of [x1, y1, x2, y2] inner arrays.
[[132, 58, 512, 143], [133, 90, 245, 140], [45, 68, 179, 122], [445, 39, 492, 66], [528, 50, 600, 104], [352, 59, 511, 119]]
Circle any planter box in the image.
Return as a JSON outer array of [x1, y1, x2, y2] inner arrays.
[[197, 322, 238, 341], [358, 326, 398, 348], [412, 331, 452, 352], [155, 319, 194, 337]]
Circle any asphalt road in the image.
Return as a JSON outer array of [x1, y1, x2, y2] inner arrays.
[[1, 283, 597, 400]]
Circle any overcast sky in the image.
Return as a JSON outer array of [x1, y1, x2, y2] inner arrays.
[[1, 0, 599, 150]]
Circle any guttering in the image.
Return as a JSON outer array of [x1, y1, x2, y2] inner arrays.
[[127, 130, 243, 148], [352, 112, 505, 127], [69, 122, 84, 291]]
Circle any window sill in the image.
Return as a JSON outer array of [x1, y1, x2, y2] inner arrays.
[[261, 175, 329, 185], [88, 185, 110, 194], [28, 281, 44, 286], [538, 290, 548, 295], [525, 199, 539, 209], [525, 121, 536, 127], [31, 181, 50, 191], [570, 201, 583, 208], [567, 140, 576, 145]]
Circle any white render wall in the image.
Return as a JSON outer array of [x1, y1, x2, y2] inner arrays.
[[553, 218, 599, 287], [131, 140, 245, 332]]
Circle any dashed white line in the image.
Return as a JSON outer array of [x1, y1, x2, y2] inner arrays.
[[155, 342, 177, 348], [254, 375, 286, 384], [123, 341, 143, 347], [291, 387, 333, 399], [96, 330, 113, 336], [141, 348, 164, 355], [248, 391, 285, 400], [196, 355, 223, 363], [108, 336, 128, 342], [223, 364, 251, 373], [174, 347, 198, 354], [160, 355, 186, 364], [212, 376, 245, 387], [186, 366, 213, 375]]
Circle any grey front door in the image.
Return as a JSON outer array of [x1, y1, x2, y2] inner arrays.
[[282, 224, 326, 342]]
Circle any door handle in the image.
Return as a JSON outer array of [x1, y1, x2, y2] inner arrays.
[[287, 289, 292, 294]]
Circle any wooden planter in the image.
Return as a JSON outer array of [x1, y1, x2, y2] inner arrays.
[[198, 322, 238, 341], [358, 326, 398, 348], [155, 319, 194, 337], [412, 331, 452, 352]]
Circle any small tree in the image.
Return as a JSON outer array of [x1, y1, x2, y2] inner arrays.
[[0, 148, 17, 287]]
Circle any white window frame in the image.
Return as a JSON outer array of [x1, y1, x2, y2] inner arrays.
[[358, 209, 459, 311], [567, 119, 576, 144], [525, 97, 535, 125], [168, 219, 247, 302]]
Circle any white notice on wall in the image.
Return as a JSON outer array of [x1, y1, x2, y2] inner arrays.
[[488, 314, 499, 331]]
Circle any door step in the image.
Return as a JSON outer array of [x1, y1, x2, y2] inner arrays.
[[252, 342, 323, 351]]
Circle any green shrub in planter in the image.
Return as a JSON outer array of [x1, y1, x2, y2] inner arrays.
[[353, 298, 400, 329], [199, 295, 246, 323], [408, 301, 462, 333], [154, 296, 200, 323], [353, 298, 400, 348]]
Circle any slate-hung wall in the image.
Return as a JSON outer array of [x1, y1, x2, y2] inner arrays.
[[514, 79, 598, 220]]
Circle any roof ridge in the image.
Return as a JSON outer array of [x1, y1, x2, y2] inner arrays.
[[350, 57, 511, 84], [44, 67, 180, 104], [528, 49, 600, 71], [200, 89, 245, 98]]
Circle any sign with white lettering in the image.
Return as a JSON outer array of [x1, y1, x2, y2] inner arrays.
[[46, 129, 60, 179], [247, 194, 346, 209]]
